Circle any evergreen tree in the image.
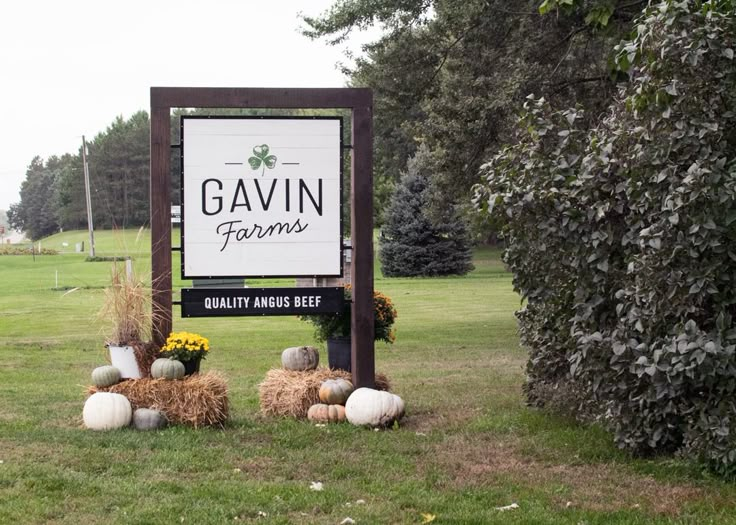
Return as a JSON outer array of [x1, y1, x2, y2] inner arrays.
[[380, 146, 473, 277], [87, 111, 151, 229], [54, 153, 88, 231]]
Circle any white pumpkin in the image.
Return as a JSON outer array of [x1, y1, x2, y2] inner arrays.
[[345, 387, 405, 427], [83, 392, 132, 430]]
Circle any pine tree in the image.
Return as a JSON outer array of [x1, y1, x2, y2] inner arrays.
[[379, 147, 473, 277]]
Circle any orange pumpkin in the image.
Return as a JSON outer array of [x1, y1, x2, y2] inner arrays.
[[318, 378, 354, 405], [307, 403, 346, 423]]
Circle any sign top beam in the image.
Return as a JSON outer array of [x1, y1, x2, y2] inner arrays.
[[151, 87, 372, 110]]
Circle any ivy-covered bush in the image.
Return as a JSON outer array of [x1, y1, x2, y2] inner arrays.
[[475, 0, 736, 473]]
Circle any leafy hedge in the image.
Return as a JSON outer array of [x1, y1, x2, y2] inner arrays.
[[475, 0, 736, 473], [85, 256, 132, 262], [0, 246, 58, 256]]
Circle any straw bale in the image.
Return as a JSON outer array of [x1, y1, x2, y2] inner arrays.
[[87, 372, 228, 428], [259, 367, 391, 419]]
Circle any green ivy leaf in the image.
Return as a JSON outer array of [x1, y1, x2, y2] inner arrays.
[[585, 6, 613, 28]]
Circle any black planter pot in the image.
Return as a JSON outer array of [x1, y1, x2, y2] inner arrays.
[[183, 357, 202, 376], [326, 336, 351, 372]]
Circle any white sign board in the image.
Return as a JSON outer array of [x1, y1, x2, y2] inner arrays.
[[181, 117, 342, 278]]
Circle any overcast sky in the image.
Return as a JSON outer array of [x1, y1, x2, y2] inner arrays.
[[0, 0, 375, 211]]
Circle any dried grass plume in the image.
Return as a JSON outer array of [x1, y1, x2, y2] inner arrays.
[[98, 261, 151, 345]]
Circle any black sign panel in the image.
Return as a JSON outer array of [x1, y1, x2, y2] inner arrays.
[[181, 287, 344, 317]]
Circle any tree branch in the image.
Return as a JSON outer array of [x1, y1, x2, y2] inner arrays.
[[546, 75, 610, 93], [418, 18, 487, 93], [616, 0, 647, 12], [549, 28, 579, 78], [554, 25, 589, 49]]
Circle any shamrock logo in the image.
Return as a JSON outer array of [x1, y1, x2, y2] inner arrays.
[[248, 144, 277, 176]]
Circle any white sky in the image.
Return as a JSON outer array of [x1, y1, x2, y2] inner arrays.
[[0, 0, 375, 211]]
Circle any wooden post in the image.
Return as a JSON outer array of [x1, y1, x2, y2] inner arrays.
[[351, 104, 375, 388], [150, 103, 172, 348]]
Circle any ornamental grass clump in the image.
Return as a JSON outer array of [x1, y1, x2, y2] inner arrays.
[[160, 332, 211, 363], [300, 285, 397, 343], [99, 263, 150, 346], [98, 263, 157, 376]]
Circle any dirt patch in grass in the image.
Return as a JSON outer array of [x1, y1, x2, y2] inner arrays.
[[401, 405, 482, 433], [430, 434, 710, 516], [401, 392, 522, 433], [0, 439, 58, 462], [234, 456, 276, 479]]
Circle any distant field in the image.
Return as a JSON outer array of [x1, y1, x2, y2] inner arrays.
[[1, 229, 735, 524], [37, 227, 162, 255]]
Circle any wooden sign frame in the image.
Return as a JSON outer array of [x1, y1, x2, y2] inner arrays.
[[150, 87, 375, 388]]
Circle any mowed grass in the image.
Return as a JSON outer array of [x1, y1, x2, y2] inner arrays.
[[1, 230, 736, 524]]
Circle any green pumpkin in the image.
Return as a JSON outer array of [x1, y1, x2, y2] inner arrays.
[[151, 358, 185, 380], [91, 365, 121, 387]]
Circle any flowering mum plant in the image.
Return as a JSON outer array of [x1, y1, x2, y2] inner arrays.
[[300, 286, 397, 344], [160, 331, 210, 362]]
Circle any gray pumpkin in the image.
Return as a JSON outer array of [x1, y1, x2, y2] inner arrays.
[[151, 358, 185, 380], [281, 346, 319, 371], [91, 365, 121, 387], [132, 408, 168, 430]]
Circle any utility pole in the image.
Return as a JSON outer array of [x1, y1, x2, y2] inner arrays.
[[82, 136, 96, 258]]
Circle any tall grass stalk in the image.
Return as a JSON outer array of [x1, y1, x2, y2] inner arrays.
[[99, 262, 151, 345]]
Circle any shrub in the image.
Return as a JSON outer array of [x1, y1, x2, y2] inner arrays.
[[0, 246, 58, 255], [300, 286, 398, 344], [86, 256, 132, 262], [475, 0, 736, 474]]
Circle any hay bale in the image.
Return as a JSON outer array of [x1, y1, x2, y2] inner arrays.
[[87, 372, 228, 428], [259, 367, 391, 419]]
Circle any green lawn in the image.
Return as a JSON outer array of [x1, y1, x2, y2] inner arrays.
[[1, 229, 735, 524]]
